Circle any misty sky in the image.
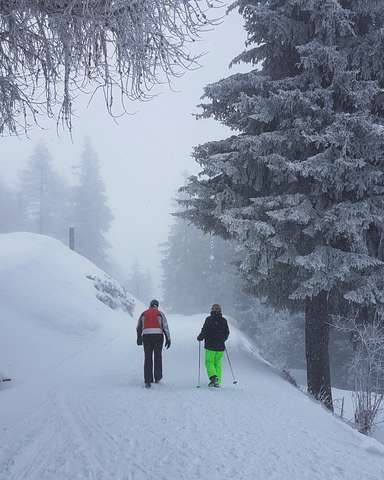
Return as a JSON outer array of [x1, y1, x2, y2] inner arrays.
[[0, 9, 247, 292]]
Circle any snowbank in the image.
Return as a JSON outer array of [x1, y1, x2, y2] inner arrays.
[[0, 232, 135, 387], [0, 232, 133, 335], [1, 234, 384, 479]]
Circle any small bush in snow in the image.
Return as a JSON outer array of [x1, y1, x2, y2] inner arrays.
[[335, 314, 384, 434], [352, 317, 384, 435]]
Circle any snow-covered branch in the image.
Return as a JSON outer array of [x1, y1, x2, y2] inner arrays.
[[0, 0, 220, 134]]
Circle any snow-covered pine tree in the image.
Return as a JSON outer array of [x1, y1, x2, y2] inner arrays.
[[71, 139, 113, 270], [126, 260, 154, 303], [180, 1, 384, 410], [19, 143, 70, 240], [161, 215, 239, 315]]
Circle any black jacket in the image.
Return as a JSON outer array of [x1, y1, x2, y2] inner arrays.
[[197, 312, 230, 351]]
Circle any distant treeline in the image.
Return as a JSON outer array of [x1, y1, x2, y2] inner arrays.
[[0, 139, 113, 270]]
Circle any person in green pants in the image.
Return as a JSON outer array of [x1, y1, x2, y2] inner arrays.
[[197, 304, 230, 387]]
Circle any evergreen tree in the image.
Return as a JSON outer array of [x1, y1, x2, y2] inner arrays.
[[72, 139, 113, 270], [180, 1, 384, 410], [19, 143, 70, 240], [161, 217, 239, 314], [126, 259, 153, 303]]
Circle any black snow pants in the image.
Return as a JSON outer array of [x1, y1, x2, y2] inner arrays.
[[143, 334, 164, 384]]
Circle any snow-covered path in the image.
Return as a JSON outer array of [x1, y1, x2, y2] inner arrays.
[[1, 313, 384, 480]]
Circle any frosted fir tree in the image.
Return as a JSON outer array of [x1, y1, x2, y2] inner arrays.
[[162, 182, 241, 314], [180, 1, 384, 410], [126, 259, 154, 303], [19, 143, 70, 240], [71, 139, 113, 270], [161, 215, 239, 315]]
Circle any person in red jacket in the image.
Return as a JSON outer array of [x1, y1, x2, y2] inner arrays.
[[137, 299, 171, 388]]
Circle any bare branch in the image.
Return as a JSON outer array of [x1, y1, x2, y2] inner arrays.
[[334, 312, 384, 434]]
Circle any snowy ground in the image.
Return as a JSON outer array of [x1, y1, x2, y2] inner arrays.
[[1, 233, 384, 480], [290, 371, 384, 444]]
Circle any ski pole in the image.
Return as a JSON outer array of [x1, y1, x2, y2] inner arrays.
[[197, 341, 201, 388], [225, 347, 238, 384]]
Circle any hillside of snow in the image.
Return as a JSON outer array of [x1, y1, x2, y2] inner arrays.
[[0, 233, 135, 422], [1, 233, 384, 480]]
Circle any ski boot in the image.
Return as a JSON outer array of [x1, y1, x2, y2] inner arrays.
[[208, 375, 218, 387]]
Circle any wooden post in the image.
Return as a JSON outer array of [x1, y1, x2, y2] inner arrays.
[[69, 227, 75, 251]]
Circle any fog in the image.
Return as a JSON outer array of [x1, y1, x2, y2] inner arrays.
[[0, 11, 246, 291]]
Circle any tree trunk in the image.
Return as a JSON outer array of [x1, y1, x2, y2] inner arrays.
[[305, 291, 333, 411]]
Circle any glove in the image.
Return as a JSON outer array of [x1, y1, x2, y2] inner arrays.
[[165, 338, 171, 349], [197, 334, 203, 342], [137, 336, 143, 346]]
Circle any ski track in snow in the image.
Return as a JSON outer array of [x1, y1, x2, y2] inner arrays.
[[1, 314, 384, 480]]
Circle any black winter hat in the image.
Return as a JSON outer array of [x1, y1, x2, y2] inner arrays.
[[150, 299, 159, 307], [211, 303, 222, 313]]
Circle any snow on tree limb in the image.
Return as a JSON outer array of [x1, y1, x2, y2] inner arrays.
[[0, 0, 220, 134]]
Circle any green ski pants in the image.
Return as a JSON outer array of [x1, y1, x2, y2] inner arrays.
[[205, 349, 224, 384]]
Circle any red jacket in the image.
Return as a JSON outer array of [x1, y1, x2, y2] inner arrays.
[[137, 307, 171, 340]]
